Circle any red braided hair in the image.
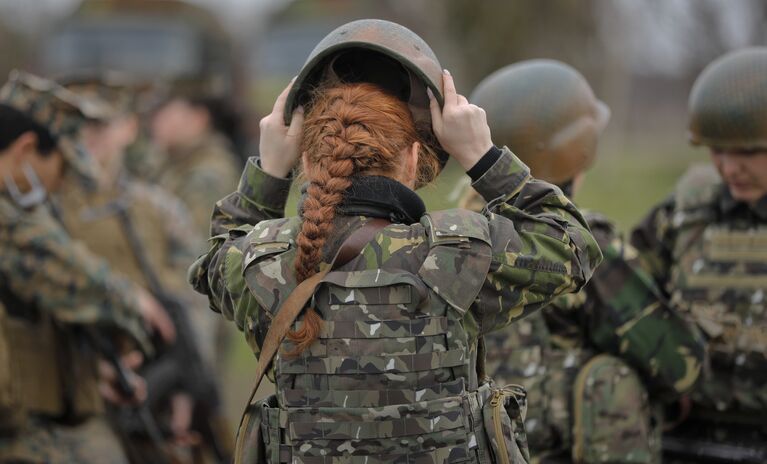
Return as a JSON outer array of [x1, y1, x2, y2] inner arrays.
[[285, 82, 440, 356]]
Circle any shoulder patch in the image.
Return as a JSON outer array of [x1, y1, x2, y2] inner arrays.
[[421, 209, 491, 245]]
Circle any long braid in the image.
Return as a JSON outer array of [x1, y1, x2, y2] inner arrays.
[[285, 83, 441, 355]]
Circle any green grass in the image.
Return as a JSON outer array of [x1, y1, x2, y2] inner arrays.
[[219, 135, 709, 424]]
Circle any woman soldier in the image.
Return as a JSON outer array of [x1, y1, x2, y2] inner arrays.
[[190, 20, 601, 464]]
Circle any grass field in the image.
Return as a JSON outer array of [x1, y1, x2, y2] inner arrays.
[[218, 133, 707, 424]]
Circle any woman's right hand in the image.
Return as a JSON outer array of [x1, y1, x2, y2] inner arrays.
[[429, 70, 493, 172], [259, 79, 306, 178]]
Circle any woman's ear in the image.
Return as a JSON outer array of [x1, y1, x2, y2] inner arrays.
[[408, 141, 420, 183]]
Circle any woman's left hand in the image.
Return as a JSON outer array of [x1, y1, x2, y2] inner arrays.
[[259, 79, 305, 178]]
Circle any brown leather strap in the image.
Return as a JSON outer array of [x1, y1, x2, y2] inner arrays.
[[241, 218, 390, 413]]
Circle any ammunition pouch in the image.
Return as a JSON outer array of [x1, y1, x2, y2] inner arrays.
[[572, 354, 660, 464], [0, 304, 102, 434]]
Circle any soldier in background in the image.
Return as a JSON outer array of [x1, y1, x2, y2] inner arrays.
[[631, 48, 767, 463], [149, 84, 242, 235], [55, 72, 231, 463], [461, 60, 705, 463], [0, 71, 174, 463]]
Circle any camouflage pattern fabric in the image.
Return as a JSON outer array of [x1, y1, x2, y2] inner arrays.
[[476, 197, 704, 463], [632, 165, 767, 429], [190, 148, 602, 463], [155, 134, 241, 236], [0, 70, 113, 185], [0, 416, 129, 464], [571, 355, 661, 464], [0, 182, 148, 349]]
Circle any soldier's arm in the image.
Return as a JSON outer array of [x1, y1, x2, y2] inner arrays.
[[585, 237, 705, 399], [189, 157, 290, 338], [469, 147, 603, 334], [629, 195, 675, 294], [2, 206, 151, 350]]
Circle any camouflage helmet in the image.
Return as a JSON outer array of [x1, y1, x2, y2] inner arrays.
[[688, 47, 767, 150], [470, 60, 610, 185], [0, 70, 113, 183], [284, 19, 448, 168]]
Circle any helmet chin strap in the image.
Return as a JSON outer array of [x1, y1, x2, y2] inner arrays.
[[4, 163, 47, 208]]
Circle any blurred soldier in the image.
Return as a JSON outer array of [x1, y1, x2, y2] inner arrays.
[[56, 72, 231, 463], [149, 86, 242, 235], [149, 86, 242, 378], [462, 60, 705, 464], [0, 71, 174, 463], [632, 48, 767, 463]]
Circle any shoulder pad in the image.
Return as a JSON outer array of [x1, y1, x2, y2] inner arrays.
[[421, 209, 491, 245], [673, 164, 722, 212], [242, 217, 301, 315], [419, 209, 492, 315]]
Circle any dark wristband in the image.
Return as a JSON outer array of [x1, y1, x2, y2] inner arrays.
[[467, 146, 503, 182]]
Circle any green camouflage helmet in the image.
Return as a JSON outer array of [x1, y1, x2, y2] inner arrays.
[[284, 19, 449, 168], [0, 70, 113, 182], [471, 60, 610, 185], [688, 47, 767, 150]]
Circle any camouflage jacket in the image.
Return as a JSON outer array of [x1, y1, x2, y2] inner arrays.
[[156, 134, 241, 236], [486, 211, 704, 398], [0, 193, 149, 350], [631, 164, 767, 414], [190, 147, 602, 372]]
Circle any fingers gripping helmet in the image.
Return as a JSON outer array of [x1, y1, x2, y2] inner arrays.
[[688, 47, 767, 150], [284, 19, 449, 169], [470, 60, 610, 185]]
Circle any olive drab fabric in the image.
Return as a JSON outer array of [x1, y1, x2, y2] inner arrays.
[[190, 148, 603, 463], [633, 164, 767, 414], [469, 61, 610, 185], [480, 208, 704, 464], [284, 19, 449, 169], [688, 48, 767, 150]]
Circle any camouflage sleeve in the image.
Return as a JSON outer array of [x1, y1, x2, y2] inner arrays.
[[629, 195, 675, 295], [189, 157, 291, 331], [585, 236, 704, 399], [470, 148, 603, 334], [1, 205, 150, 350]]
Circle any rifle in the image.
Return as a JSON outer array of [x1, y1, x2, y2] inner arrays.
[[84, 329, 172, 464], [663, 435, 767, 463], [116, 206, 232, 463]]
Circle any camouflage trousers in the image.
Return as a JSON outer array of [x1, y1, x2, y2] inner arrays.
[[0, 415, 128, 464]]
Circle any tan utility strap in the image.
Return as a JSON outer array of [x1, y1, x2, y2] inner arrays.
[[242, 218, 390, 411]]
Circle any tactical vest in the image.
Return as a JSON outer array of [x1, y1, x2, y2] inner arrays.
[[669, 165, 767, 413], [0, 285, 103, 431], [241, 212, 528, 464], [57, 178, 177, 292]]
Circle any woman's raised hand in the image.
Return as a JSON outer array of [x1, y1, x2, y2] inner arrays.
[[259, 79, 305, 178], [429, 70, 493, 171]]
